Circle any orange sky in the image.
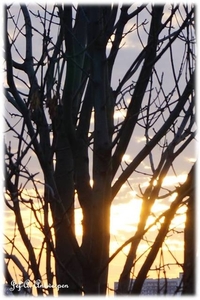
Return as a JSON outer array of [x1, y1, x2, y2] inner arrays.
[[4, 172, 188, 295]]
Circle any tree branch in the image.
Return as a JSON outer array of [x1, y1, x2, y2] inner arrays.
[[112, 6, 164, 178], [112, 72, 194, 199]]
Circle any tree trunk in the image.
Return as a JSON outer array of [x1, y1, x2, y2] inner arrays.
[[52, 108, 82, 294], [82, 201, 111, 294], [182, 172, 195, 294], [79, 7, 113, 294]]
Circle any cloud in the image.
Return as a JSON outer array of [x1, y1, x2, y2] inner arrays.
[[141, 173, 188, 189], [185, 157, 196, 163], [151, 202, 170, 214], [113, 109, 127, 120], [122, 154, 132, 163], [163, 174, 187, 187], [163, 239, 184, 251], [110, 199, 142, 235], [135, 136, 146, 143]]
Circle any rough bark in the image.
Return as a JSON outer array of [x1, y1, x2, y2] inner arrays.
[[182, 165, 195, 294]]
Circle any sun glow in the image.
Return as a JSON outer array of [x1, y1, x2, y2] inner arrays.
[[4, 171, 188, 295], [110, 199, 142, 236], [141, 173, 188, 188]]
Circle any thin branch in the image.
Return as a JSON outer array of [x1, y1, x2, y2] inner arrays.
[[112, 72, 194, 199]]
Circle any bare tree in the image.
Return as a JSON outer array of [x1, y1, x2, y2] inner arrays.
[[4, 3, 195, 295]]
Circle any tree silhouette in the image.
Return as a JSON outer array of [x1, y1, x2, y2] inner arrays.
[[4, 4, 195, 295]]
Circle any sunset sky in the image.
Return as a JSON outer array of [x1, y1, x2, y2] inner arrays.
[[3, 2, 197, 296]]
